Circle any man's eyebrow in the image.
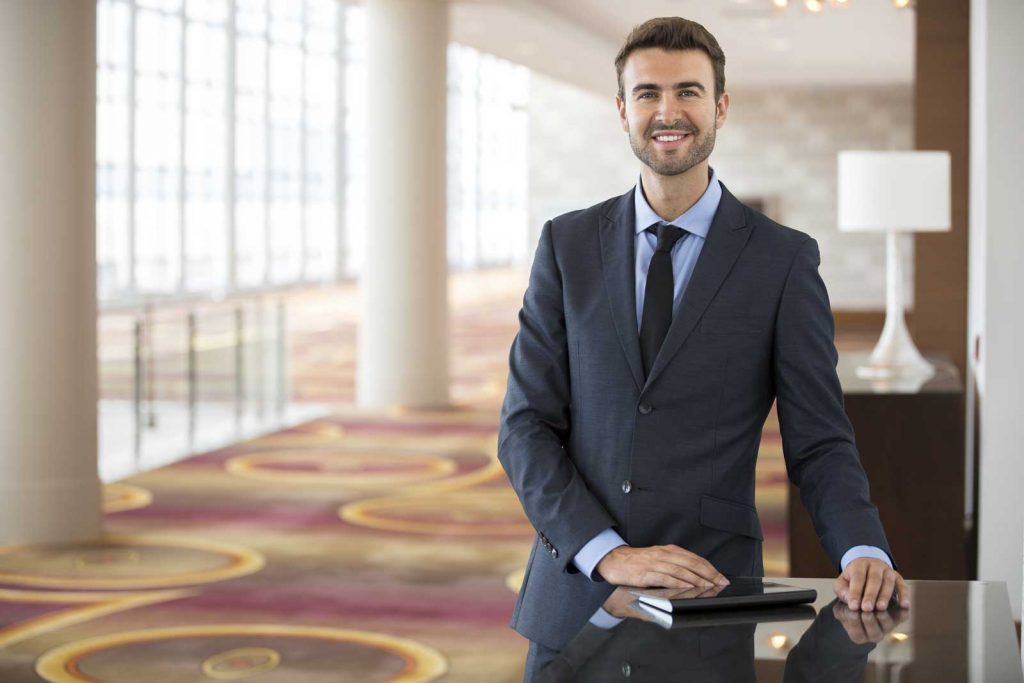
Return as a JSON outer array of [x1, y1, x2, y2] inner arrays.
[[631, 81, 707, 94]]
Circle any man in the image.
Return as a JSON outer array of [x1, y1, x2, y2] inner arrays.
[[497, 17, 909, 679]]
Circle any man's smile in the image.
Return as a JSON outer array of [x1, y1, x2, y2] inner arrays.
[[650, 130, 693, 150]]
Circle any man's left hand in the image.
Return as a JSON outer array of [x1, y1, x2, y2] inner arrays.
[[834, 557, 910, 612]]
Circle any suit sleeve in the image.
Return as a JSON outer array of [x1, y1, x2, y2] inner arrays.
[[772, 237, 896, 571], [498, 220, 618, 574]]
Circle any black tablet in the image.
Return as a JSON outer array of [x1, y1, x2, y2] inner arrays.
[[629, 577, 817, 613], [633, 601, 818, 629]]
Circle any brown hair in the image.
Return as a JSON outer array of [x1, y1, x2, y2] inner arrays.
[[614, 17, 726, 101]]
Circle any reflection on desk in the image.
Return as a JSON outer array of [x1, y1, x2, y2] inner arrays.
[[837, 351, 961, 394], [529, 578, 1023, 683]]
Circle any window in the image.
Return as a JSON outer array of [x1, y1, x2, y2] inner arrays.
[[97, 1, 530, 302], [447, 44, 530, 270], [96, 0, 341, 303]]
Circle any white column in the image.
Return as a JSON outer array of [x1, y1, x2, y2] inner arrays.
[[358, 0, 450, 408], [969, 0, 1024, 626], [0, 0, 102, 544]]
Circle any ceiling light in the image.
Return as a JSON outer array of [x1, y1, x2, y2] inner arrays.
[[772, 0, 914, 11]]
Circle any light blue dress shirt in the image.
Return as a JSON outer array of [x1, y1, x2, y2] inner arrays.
[[573, 169, 892, 598]]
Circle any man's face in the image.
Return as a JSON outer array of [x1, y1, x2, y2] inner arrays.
[[616, 48, 729, 177]]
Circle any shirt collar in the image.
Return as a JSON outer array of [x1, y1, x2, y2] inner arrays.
[[633, 167, 722, 239]]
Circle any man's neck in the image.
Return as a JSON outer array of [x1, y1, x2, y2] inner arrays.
[[639, 161, 710, 222]]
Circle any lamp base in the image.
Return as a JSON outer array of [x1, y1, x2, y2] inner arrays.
[[855, 312, 935, 382], [855, 357, 935, 381], [854, 229, 935, 383]]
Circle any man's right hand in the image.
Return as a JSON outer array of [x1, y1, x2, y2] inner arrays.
[[595, 544, 730, 588]]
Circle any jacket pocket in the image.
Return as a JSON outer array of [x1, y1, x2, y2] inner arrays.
[[699, 494, 763, 540]]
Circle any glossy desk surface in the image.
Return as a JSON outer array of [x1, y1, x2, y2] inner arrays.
[[532, 578, 1022, 683]]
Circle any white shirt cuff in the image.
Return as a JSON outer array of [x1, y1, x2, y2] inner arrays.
[[588, 606, 625, 629], [840, 545, 893, 571], [573, 527, 627, 581]]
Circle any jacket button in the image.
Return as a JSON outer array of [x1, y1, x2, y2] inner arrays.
[[621, 662, 631, 677], [622, 480, 632, 494], [550, 547, 558, 559], [638, 403, 653, 415]]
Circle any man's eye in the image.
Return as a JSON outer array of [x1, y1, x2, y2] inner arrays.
[[638, 92, 655, 100], [681, 90, 698, 97]]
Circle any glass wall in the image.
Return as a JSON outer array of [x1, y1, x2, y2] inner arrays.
[[96, 0, 341, 303], [447, 44, 530, 270], [95, 1, 531, 479]]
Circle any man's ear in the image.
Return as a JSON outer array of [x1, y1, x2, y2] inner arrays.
[[615, 94, 629, 133], [715, 91, 730, 130]]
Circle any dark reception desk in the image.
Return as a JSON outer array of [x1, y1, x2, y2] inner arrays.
[[530, 578, 1022, 683]]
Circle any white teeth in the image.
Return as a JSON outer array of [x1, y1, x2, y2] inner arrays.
[[655, 134, 686, 142]]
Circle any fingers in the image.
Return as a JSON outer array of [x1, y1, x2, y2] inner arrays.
[[660, 545, 730, 586], [859, 561, 886, 611], [845, 562, 866, 610], [841, 560, 911, 613], [639, 571, 696, 590], [675, 583, 725, 599], [895, 574, 911, 608], [651, 561, 716, 589], [832, 599, 909, 644], [600, 545, 729, 589], [873, 608, 896, 632], [833, 602, 870, 643], [874, 570, 897, 611], [834, 574, 850, 603]]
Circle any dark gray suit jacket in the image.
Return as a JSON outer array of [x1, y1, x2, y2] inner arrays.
[[498, 183, 893, 651]]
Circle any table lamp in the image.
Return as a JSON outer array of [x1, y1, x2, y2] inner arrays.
[[837, 150, 951, 380]]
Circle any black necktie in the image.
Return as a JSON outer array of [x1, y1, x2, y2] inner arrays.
[[639, 224, 687, 378]]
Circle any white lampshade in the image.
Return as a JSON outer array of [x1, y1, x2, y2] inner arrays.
[[837, 151, 951, 233]]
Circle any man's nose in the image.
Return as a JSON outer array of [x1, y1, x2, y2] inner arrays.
[[656, 97, 683, 127]]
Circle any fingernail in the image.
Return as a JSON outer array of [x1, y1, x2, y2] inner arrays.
[[877, 601, 886, 609], [717, 578, 729, 586], [849, 600, 859, 609]]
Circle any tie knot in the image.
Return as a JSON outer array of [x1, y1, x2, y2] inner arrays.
[[650, 224, 686, 253]]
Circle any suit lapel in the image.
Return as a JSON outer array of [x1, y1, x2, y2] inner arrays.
[[599, 189, 645, 392], [643, 184, 752, 391]]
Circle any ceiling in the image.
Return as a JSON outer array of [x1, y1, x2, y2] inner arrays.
[[451, 0, 915, 96]]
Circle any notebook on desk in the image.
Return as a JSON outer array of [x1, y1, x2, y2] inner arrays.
[[629, 577, 817, 614], [634, 601, 818, 629]]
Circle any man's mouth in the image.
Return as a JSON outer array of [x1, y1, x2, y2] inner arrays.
[[650, 131, 692, 148]]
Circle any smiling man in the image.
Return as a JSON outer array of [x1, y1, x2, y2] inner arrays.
[[497, 17, 909, 681]]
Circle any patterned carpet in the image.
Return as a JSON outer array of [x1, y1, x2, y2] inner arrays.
[[0, 267, 868, 681]]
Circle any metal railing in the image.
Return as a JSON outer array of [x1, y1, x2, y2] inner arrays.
[[99, 292, 320, 483]]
